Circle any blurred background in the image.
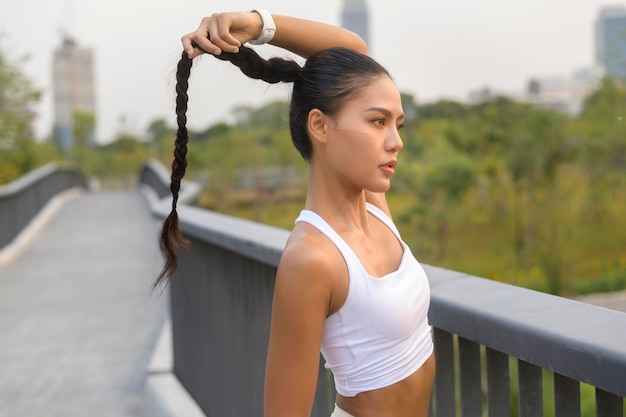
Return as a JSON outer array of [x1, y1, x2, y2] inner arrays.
[[0, 0, 624, 295]]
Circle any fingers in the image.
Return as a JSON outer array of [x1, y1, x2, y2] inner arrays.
[[181, 13, 243, 59], [208, 13, 242, 53]]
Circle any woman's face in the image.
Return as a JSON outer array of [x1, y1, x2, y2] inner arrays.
[[323, 75, 404, 194]]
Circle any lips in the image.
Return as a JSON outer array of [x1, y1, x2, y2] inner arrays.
[[384, 160, 397, 169], [380, 159, 397, 175]]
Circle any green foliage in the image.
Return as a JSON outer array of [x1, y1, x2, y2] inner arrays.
[[72, 110, 96, 148], [232, 100, 290, 129], [418, 99, 468, 120], [0, 38, 41, 148], [70, 132, 151, 185], [0, 39, 59, 184], [146, 118, 172, 143], [575, 77, 626, 221], [169, 116, 308, 215]]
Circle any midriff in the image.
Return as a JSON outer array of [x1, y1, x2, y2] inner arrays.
[[336, 353, 436, 417]]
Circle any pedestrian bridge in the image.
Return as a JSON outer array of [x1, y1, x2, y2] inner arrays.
[[0, 162, 624, 417]]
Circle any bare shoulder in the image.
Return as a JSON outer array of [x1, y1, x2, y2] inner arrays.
[[275, 223, 346, 311]]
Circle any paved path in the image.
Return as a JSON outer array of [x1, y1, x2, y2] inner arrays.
[[0, 190, 168, 417], [575, 290, 626, 314]]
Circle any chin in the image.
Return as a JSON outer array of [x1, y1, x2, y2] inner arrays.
[[366, 182, 392, 194]]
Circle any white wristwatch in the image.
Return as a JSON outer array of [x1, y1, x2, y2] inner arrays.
[[248, 9, 276, 45]]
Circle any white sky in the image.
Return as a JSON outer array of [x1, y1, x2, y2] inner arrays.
[[0, 0, 614, 143]]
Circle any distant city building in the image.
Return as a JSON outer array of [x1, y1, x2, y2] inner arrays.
[[467, 68, 599, 116], [525, 68, 600, 116], [341, 0, 370, 48], [595, 6, 626, 79], [52, 35, 96, 149], [467, 87, 501, 105]]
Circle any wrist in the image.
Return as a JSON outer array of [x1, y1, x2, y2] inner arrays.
[[248, 9, 276, 45]]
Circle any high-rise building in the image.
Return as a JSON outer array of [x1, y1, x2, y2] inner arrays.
[[524, 68, 599, 116], [341, 0, 370, 48], [595, 6, 626, 79], [52, 35, 96, 149]]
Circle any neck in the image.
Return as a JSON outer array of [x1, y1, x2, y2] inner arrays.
[[304, 165, 370, 232]]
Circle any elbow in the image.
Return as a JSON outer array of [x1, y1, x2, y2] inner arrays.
[[349, 31, 369, 55]]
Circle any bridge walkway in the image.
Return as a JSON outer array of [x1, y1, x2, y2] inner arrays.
[[0, 190, 167, 417]]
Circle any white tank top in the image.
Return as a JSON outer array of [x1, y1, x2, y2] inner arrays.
[[295, 203, 433, 397]]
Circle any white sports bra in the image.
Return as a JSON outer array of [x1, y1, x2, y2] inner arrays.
[[295, 203, 433, 397]]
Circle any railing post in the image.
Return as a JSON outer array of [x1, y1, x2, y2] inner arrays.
[[518, 359, 543, 417], [433, 328, 456, 417], [554, 373, 580, 417], [486, 347, 510, 417], [596, 388, 623, 417], [459, 337, 482, 417]]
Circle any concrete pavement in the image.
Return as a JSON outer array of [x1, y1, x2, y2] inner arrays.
[[0, 190, 168, 417], [575, 290, 626, 314]]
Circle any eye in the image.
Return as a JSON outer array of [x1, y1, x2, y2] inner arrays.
[[396, 124, 405, 132], [373, 118, 385, 126]]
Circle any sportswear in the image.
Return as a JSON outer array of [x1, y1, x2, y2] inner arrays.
[[295, 203, 433, 397]]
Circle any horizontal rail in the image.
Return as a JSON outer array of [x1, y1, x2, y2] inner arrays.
[[0, 163, 87, 249], [425, 265, 626, 397]]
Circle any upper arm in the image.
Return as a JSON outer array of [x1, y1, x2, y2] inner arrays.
[[264, 242, 334, 417], [271, 15, 368, 58]]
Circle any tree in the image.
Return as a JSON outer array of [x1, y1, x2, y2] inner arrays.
[[578, 77, 626, 214], [146, 118, 170, 143], [233, 100, 290, 129], [0, 38, 46, 180], [0, 39, 41, 148], [72, 110, 96, 147], [397, 119, 476, 262]]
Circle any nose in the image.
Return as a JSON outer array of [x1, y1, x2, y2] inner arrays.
[[386, 127, 404, 153]]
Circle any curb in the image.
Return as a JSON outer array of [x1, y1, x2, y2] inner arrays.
[[146, 318, 207, 417]]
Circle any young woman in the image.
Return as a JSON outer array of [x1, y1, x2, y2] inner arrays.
[[159, 10, 435, 417]]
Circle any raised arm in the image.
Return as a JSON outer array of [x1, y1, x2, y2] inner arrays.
[[271, 15, 368, 58], [182, 11, 368, 59]]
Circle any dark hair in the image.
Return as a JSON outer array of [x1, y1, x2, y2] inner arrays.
[[155, 45, 389, 287]]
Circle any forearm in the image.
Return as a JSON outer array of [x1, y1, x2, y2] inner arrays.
[[270, 15, 368, 58], [183, 11, 368, 59]]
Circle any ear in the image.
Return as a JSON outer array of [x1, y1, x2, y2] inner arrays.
[[307, 109, 329, 145]]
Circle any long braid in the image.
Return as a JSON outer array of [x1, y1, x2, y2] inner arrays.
[[215, 46, 301, 83], [154, 51, 193, 288], [154, 45, 302, 288]]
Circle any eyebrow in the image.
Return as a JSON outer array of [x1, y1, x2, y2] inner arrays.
[[364, 107, 405, 121]]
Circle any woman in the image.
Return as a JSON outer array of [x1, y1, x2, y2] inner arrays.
[[158, 10, 435, 417]]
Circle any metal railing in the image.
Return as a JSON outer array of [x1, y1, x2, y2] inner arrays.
[[0, 163, 87, 249], [141, 161, 626, 417], [139, 159, 200, 206]]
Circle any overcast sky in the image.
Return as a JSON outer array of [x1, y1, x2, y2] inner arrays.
[[0, 0, 614, 142]]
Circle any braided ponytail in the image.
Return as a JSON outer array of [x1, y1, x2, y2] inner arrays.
[[215, 46, 301, 83], [154, 51, 193, 288], [154, 45, 302, 288]]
